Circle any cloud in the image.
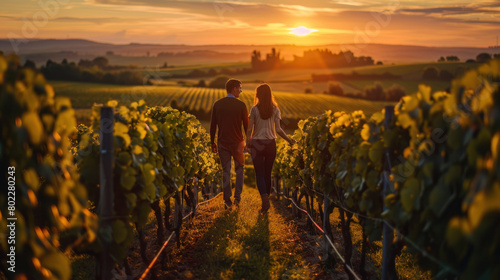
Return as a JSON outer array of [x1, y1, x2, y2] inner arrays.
[[395, 4, 500, 25], [334, 1, 364, 6], [85, 1, 500, 45], [92, 0, 340, 21], [0, 15, 125, 24], [55, 17, 123, 24], [2, 0, 499, 46], [114, 29, 127, 37], [397, 5, 500, 16], [0, 15, 17, 20]]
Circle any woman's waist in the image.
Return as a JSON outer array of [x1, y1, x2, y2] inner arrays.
[[251, 130, 276, 139], [251, 138, 276, 142]]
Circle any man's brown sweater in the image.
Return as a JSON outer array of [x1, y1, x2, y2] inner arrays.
[[210, 96, 249, 149]]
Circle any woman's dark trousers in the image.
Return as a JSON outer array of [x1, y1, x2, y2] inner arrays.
[[250, 139, 276, 196]]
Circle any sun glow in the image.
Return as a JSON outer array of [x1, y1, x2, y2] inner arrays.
[[289, 26, 317, 36]]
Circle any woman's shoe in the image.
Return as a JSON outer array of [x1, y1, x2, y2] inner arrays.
[[260, 194, 270, 213]]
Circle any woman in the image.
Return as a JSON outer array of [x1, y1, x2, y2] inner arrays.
[[246, 83, 295, 213]]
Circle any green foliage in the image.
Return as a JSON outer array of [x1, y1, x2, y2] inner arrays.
[[0, 54, 97, 279], [476, 53, 492, 64], [196, 79, 206, 87], [275, 59, 500, 278], [364, 82, 385, 100], [327, 81, 344, 96], [208, 75, 230, 89], [41, 60, 143, 85], [422, 66, 439, 80], [75, 101, 221, 263]]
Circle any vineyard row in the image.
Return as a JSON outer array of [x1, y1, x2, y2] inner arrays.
[[273, 59, 500, 279]]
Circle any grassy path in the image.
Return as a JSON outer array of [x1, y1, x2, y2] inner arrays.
[[157, 185, 328, 280]]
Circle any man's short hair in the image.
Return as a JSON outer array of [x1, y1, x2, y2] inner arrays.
[[225, 79, 241, 93]]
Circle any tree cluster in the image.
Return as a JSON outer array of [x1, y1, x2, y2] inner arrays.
[[290, 49, 374, 69], [312, 71, 401, 82], [251, 48, 283, 70], [207, 75, 230, 89], [170, 67, 253, 79], [438, 53, 500, 63], [422, 66, 456, 81], [326, 81, 405, 102], [166, 48, 378, 79], [41, 58, 144, 85], [251, 48, 375, 71], [438, 56, 460, 62]]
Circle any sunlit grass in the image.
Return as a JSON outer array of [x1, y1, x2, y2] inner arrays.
[[160, 185, 317, 279]]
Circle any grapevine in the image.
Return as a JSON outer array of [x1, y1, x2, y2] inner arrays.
[[0, 54, 97, 279], [275, 59, 500, 278]]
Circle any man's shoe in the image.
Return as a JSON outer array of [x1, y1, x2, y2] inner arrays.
[[224, 202, 232, 210]]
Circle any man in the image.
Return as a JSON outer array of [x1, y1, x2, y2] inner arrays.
[[210, 79, 249, 209]]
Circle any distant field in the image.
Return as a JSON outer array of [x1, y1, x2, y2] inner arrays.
[[150, 62, 250, 76], [342, 79, 452, 94], [52, 62, 473, 125], [341, 61, 481, 79], [243, 81, 359, 95], [169, 61, 478, 95], [51, 81, 393, 123], [196, 62, 480, 82]]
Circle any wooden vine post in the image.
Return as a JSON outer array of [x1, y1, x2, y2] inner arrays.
[[282, 178, 287, 201], [173, 192, 183, 247], [382, 106, 398, 280], [274, 176, 281, 200], [193, 179, 199, 217], [323, 189, 335, 268], [98, 106, 114, 280]]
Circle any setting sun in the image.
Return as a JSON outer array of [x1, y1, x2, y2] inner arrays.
[[289, 26, 318, 36]]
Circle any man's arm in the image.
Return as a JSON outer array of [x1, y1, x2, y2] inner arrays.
[[242, 104, 249, 136], [210, 104, 217, 144], [210, 104, 218, 153], [246, 116, 254, 145]]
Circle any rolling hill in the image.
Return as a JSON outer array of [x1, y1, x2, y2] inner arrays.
[[1, 38, 497, 66]]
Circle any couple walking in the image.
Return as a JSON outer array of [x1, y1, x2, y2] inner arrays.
[[210, 79, 295, 213]]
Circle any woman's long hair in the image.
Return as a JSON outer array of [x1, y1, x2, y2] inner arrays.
[[254, 84, 278, 120]]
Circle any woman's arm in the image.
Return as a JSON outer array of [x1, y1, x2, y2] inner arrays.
[[274, 117, 295, 145]]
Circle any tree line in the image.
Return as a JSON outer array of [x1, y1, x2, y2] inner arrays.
[[251, 48, 376, 70], [325, 81, 405, 102], [30, 56, 145, 85], [437, 52, 500, 63], [174, 48, 377, 79]]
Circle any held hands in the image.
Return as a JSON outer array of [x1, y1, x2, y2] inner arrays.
[[244, 140, 251, 154], [243, 146, 251, 154], [211, 143, 218, 153]]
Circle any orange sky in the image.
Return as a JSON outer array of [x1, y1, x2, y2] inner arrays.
[[2, 0, 500, 47]]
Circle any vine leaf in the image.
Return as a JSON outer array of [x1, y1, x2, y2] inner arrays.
[[401, 177, 420, 213], [22, 112, 44, 144], [40, 251, 71, 280]]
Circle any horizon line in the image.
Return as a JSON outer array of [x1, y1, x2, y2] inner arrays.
[[0, 37, 492, 49]]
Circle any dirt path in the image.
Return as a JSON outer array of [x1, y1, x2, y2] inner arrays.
[[129, 185, 338, 280]]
